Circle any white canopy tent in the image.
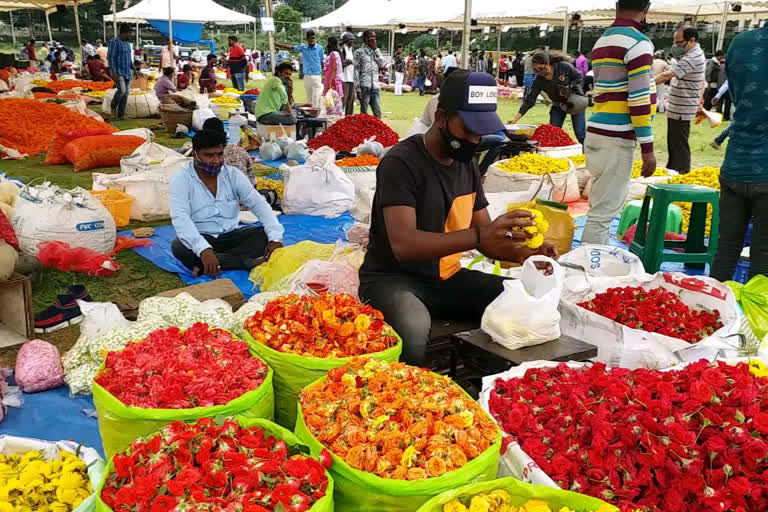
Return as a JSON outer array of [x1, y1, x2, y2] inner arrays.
[[0, 0, 93, 49], [103, 0, 255, 25]]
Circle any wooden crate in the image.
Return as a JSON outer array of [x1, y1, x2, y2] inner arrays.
[[0, 273, 34, 348]]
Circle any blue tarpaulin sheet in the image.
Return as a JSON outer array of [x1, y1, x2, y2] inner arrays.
[[147, 20, 203, 44], [126, 213, 355, 299]]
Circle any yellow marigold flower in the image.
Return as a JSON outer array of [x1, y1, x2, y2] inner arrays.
[[469, 495, 493, 512], [520, 499, 553, 512], [444, 500, 469, 512]]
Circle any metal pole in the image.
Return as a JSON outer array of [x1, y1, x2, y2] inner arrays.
[[103, 19, 106, 42], [389, 28, 395, 84], [496, 28, 501, 79], [112, 0, 117, 38], [716, 1, 729, 51], [577, 26, 583, 51], [74, 2, 82, 57], [266, 0, 275, 74], [9, 11, 15, 47], [46, 11, 53, 43], [136, 21, 140, 49], [436, 29, 439, 51], [253, 20, 257, 51], [562, 9, 569, 53], [168, 0, 175, 74], [460, 0, 472, 68]]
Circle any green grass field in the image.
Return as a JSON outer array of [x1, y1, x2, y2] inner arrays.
[[0, 76, 729, 364]]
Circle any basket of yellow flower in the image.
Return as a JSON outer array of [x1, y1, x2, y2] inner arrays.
[[415, 477, 617, 512], [486, 154, 580, 203], [0, 435, 105, 512]]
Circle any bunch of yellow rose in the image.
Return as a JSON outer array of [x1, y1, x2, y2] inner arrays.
[[443, 493, 616, 512], [496, 153, 570, 175], [669, 166, 721, 235], [222, 87, 244, 95], [256, 177, 285, 199], [505, 206, 550, 249], [31, 79, 50, 87], [211, 95, 242, 105], [567, 154, 586, 167], [0, 450, 92, 512], [630, 161, 670, 179]]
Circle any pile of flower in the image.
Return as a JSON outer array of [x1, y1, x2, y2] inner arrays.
[[256, 177, 285, 199], [336, 154, 380, 167], [244, 294, 398, 358], [0, 450, 92, 511], [530, 124, 575, 147], [100, 417, 331, 512], [84, 90, 106, 97], [211, 95, 242, 105], [300, 358, 499, 480], [243, 88, 261, 95], [630, 161, 670, 179], [443, 492, 613, 512], [0, 98, 116, 157], [568, 154, 586, 167], [578, 285, 723, 343], [496, 153, 570, 175], [488, 360, 768, 511], [94, 323, 268, 408], [505, 205, 550, 249], [222, 87, 243, 94], [31, 78, 50, 87], [497, 86, 515, 99], [669, 166, 721, 235], [307, 114, 398, 152], [45, 80, 114, 93], [216, 83, 226, 90]]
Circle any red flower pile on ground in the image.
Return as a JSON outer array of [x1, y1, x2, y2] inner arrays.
[[489, 361, 768, 512], [94, 323, 269, 409], [530, 124, 575, 147], [307, 113, 399, 152], [243, 88, 261, 95], [578, 286, 723, 343], [216, 83, 226, 90], [101, 417, 331, 512]]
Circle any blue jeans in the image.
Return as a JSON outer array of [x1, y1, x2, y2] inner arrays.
[[478, 132, 509, 175], [549, 105, 585, 145], [360, 87, 382, 118], [715, 124, 732, 146], [110, 75, 130, 119], [231, 72, 246, 91], [415, 76, 425, 94]]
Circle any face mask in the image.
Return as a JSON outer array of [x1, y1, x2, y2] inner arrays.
[[670, 45, 685, 58], [195, 153, 223, 177], [440, 125, 479, 163]]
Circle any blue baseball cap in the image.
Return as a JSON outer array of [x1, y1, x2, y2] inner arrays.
[[437, 70, 505, 135]]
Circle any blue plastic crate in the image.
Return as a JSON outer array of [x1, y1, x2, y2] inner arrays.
[[733, 258, 751, 284]]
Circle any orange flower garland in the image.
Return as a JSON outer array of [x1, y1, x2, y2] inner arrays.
[[336, 155, 381, 167], [244, 294, 399, 358], [0, 98, 117, 156], [299, 358, 499, 480], [44, 80, 115, 93]]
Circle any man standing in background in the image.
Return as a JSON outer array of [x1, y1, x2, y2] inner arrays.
[[277, 31, 325, 109], [582, 0, 657, 245], [655, 26, 705, 174], [651, 50, 670, 113], [442, 50, 457, 73], [703, 49, 724, 110], [107, 24, 135, 121], [393, 44, 405, 97], [522, 50, 537, 96], [354, 30, 386, 118], [416, 49, 428, 95], [574, 50, 589, 76], [341, 32, 356, 114], [227, 35, 248, 91]]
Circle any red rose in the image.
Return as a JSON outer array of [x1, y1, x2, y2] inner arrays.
[[112, 454, 135, 479], [691, 380, 713, 403], [150, 495, 178, 512], [752, 412, 768, 434]]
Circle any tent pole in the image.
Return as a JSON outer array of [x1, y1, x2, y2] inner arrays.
[[253, 20, 257, 52], [435, 29, 439, 52], [716, 1, 729, 51], [9, 11, 15, 47], [577, 26, 583, 51], [168, 0, 175, 76], [112, 0, 117, 38], [136, 21, 140, 49], [46, 11, 53, 44], [562, 9, 569, 53], [496, 28, 501, 79], [389, 28, 395, 84], [266, 0, 275, 74], [74, 2, 82, 58], [103, 18, 106, 42], [460, 0, 472, 68]]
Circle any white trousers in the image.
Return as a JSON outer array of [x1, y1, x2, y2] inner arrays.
[[394, 72, 404, 96], [304, 74, 323, 108]]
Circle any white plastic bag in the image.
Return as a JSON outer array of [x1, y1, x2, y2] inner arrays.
[[342, 166, 377, 223], [11, 182, 117, 257], [559, 245, 647, 303], [282, 146, 355, 218], [481, 256, 564, 351], [78, 300, 132, 339], [260, 141, 284, 161], [192, 108, 217, 131], [485, 159, 580, 203], [353, 136, 384, 158], [285, 140, 310, 161], [102, 90, 160, 119]]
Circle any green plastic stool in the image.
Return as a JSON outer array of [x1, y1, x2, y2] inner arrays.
[[618, 200, 684, 237], [630, 184, 720, 273]]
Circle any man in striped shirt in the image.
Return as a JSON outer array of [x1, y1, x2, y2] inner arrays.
[[655, 26, 706, 174], [582, 0, 657, 245]]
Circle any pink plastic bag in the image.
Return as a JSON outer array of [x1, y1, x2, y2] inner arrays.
[[15, 340, 64, 393], [37, 240, 119, 276]]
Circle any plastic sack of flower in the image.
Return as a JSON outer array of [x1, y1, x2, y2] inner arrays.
[[286, 140, 311, 162], [92, 326, 275, 460], [353, 136, 384, 158], [294, 360, 501, 512], [249, 241, 336, 292], [95, 417, 334, 512], [260, 140, 284, 161], [727, 275, 768, 342], [15, 340, 64, 393], [37, 240, 119, 277], [0, 435, 105, 512], [415, 477, 616, 512], [481, 256, 564, 351]]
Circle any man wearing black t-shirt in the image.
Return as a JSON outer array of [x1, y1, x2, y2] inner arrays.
[[360, 70, 558, 366]]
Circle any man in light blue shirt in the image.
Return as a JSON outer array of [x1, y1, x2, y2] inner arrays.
[[277, 30, 324, 109], [170, 130, 284, 278], [441, 50, 457, 73]]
